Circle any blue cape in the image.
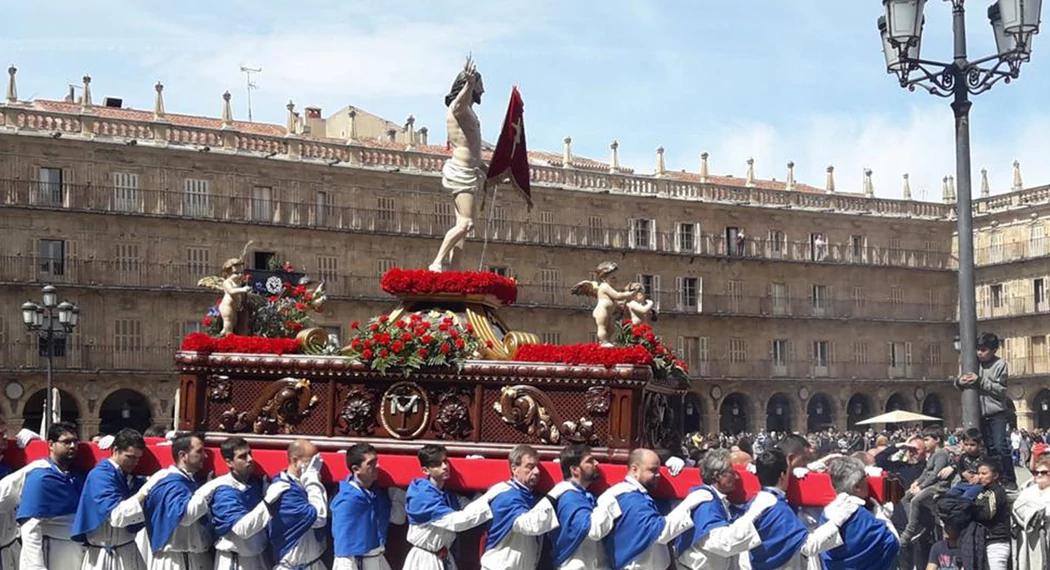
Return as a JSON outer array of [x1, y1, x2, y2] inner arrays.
[[603, 487, 666, 570], [748, 490, 809, 570], [17, 460, 84, 523], [674, 485, 730, 555], [406, 478, 458, 525], [483, 481, 536, 551], [144, 471, 200, 554], [268, 473, 322, 562], [0, 465, 11, 479], [330, 477, 391, 557], [549, 483, 596, 567], [211, 476, 264, 537], [72, 460, 144, 543], [819, 504, 900, 570]]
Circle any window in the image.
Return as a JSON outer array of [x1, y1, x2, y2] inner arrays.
[[771, 282, 788, 315], [890, 287, 903, 306], [890, 342, 913, 376], [638, 274, 661, 310], [852, 285, 866, 309], [990, 284, 1004, 308], [676, 277, 700, 311], [251, 186, 273, 222], [810, 232, 826, 261], [491, 207, 508, 238], [115, 243, 140, 273], [39, 239, 65, 276], [253, 251, 276, 271], [315, 191, 333, 226], [888, 238, 903, 263], [728, 279, 744, 312], [434, 202, 453, 233], [488, 266, 511, 277], [676, 223, 699, 253], [771, 339, 789, 375], [768, 230, 786, 259], [587, 216, 604, 246], [112, 172, 140, 212], [183, 179, 211, 217], [726, 227, 745, 257], [1035, 278, 1047, 312], [376, 197, 395, 230], [1030, 224, 1046, 257], [811, 284, 828, 315], [115, 319, 143, 353], [38, 331, 66, 357], [849, 235, 865, 262], [376, 258, 396, 276], [853, 342, 869, 364], [812, 341, 830, 376], [925, 343, 942, 365], [679, 336, 704, 376], [696, 337, 709, 375], [187, 247, 210, 275], [538, 211, 554, 243], [629, 218, 655, 250], [36, 167, 64, 206], [542, 332, 561, 345], [183, 321, 203, 337], [728, 338, 747, 363], [989, 232, 1003, 263], [317, 255, 338, 284], [540, 269, 561, 296]]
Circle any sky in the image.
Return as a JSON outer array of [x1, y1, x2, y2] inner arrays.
[[3, 0, 1048, 200]]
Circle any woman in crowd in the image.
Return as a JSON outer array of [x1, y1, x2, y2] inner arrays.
[[1012, 455, 1050, 570]]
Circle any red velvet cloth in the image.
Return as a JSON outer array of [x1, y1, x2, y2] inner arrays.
[[6, 440, 885, 506]]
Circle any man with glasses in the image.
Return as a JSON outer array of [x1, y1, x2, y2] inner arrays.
[[18, 421, 87, 570], [73, 428, 150, 570]]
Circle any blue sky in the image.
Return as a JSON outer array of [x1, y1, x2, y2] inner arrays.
[[3, 0, 1048, 198]]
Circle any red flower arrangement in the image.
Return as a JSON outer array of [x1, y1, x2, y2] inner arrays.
[[380, 268, 518, 306], [342, 310, 482, 375], [181, 333, 302, 355], [615, 320, 689, 378], [513, 343, 654, 368]]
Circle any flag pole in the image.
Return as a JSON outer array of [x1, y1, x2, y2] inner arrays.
[[477, 183, 500, 271]]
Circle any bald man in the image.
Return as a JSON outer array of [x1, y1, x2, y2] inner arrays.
[[266, 439, 328, 570], [591, 449, 702, 570]]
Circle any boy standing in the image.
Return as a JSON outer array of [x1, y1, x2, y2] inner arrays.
[[955, 333, 1015, 490]]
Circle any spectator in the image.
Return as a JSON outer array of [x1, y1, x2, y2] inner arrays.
[[956, 332, 1016, 491], [973, 461, 1010, 570], [1012, 455, 1050, 570], [900, 428, 951, 544]]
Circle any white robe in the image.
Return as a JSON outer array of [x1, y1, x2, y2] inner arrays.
[[81, 460, 149, 570], [211, 474, 271, 570], [0, 460, 49, 569], [148, 467, 213, 570], [590, 477, 697, 570], [20, 514, 86, 570], [403, 493, 492, 570], [274, 472, 329, 570], [479, 482, 560, 570], [1011, 482, 1050, 570], [331, 487, 406, 570]]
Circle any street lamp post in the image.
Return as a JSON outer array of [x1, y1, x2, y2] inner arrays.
[[21, 285, 79, 434], [878, 0, 1041, 429]]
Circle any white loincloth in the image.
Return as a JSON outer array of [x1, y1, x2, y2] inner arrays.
[[442, 160, 484, 196]]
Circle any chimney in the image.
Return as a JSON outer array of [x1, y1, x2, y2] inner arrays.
[[562, 136, 573, 168], [655, 146, 666, 176], [863, 168, 874, 197], [286, 101, 296, 134], [81, 75, 93, 111], [419, 126, 428, 146], [154, 82, 165, 119], [1012, 160, 1023, 191], [980, 168, 990, 197], [825, 165, 835, 193], [745, 157, 755, 188], [699, 152, 710, 183], [902, 173, 912, 200], [785, 161, 795, 191], [347, 108, 357, 141], [6, 65, 17, 103], [303, 106, 324, 137], [221, 91, 233, 128], [405, 115, 416, 146], [610, 140, 620, 172]]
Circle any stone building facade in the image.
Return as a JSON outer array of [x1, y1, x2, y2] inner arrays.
[[0, 68, 1045, 437]]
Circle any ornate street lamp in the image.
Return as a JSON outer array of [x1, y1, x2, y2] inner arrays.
[[22, 286, 80, 433], [877, 0, 1041, 429]]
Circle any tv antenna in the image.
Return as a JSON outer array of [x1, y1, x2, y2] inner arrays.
[[239, 65, 261, 122]]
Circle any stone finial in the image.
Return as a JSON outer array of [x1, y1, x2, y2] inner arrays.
[[785, 161, 796, 191], [347, 108, 358, 141], [419, 126, 429, 146], [699, 152, 710, 183], [221, 91, 233, 128], [949, 175, 956, 201], [980, 168, 990, 197], [902, 173, 912, 200], [563, 136, 573, 168], [745, 157, 755, 188], [610, 140, 620, 172], [825, 165, 835, 193], [81, 75, 92, 110], [1012, 160, 1023, 191], [386, 128, 397, 143], [153, 82, 165, 119], [942, 176, 951, 203], [405, 115, 416, 145], [655, 146, 666, 176], [863, 168, 874, 197], [286, 101, 296, 133], [6, 65, 17, 103]]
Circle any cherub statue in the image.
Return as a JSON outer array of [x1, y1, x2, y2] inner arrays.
[[429, 56, 485, 272], [198, 242, 254, 336], [571, 262, 642, 347], [622, 283, 657, 324]]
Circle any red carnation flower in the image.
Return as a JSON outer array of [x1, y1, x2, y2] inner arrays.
[[485, 340, 494, 348], [633, 329, 643, 337], [417, 348, 428, 357], [363, 340, 372, 349], [362, 349, 373, 359], [450, 329, 459, 339], [454, 338, 465, 349], [379, 348, 390, 358], [294, 285, 306, 295], [438, 324, 449, 332], [395, 320, 406, 329], [409, 313, 422, 322], [645, 332, 656, 342], [465, 322, 474, 333], [422, 334, 433, 344], [283, 281, 292, 289], [370, 324, 380, 332], [351, 339, 361, 349], [392, 341, 405, 353], [351, 320, 360, 330], [202, 317, 212, 326], [379, 315, 389, 323], [295, 302, 307, 311], [440, 343, 451, 354], [401, 332, 413, 342], [268, 295, 279, 303]]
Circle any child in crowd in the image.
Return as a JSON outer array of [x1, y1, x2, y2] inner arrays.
[[955, 333, 1016, 490]]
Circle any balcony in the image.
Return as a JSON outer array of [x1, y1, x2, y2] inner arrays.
[[974, 239, 1048, 266], [977, 295, 1050, 320], [0, 342, 175, 373], [690, 359, 955, 380], [1012, 355, 1050, 377], [0, 178, 955, 271]]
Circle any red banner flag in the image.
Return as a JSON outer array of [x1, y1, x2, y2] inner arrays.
[[486, 86, 532, 207]]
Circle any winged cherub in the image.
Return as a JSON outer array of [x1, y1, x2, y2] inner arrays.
[[571, 262, 643, 347], [623, 284, 657, 324], [198, 242, 255, 336]]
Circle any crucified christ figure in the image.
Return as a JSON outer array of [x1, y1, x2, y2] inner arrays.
[[429, 57, 485, 272]]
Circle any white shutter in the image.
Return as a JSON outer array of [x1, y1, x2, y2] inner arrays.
[[649, 219, 657, 250], [694, 223, 702, 254], [677, 336, 684, 358], [652, 275, 661, 310], [696, 277, 703, 313], [628, 219, 637, 249], [675, 276, 683, 311], [674, 224, 682, 253], [698, 337, 709, 375]]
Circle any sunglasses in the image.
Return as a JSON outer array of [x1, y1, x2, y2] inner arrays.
[[1034, 470, 1050, 476]]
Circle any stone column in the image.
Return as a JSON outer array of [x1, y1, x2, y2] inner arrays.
[[1014, 398, 1034, 430]]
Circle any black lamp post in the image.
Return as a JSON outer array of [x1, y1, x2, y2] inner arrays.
[[878, 0, 1041, 429], [21, 285, 79, 433]]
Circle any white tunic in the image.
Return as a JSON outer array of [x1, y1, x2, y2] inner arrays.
[[331, 487, 407, 570], [81, 460, 149, 570], [0, 460, 49, 570], [479, 481, 560, 570], [546, 481, 610, 570], [274, 472, 328, 570], [148, 467, 213, 570], [590, 477, 697, 570], [19, 461, 87, 570], [736, 490, 844, 570], [212, 474, 271, 570], [403, 493, 493, 570]]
